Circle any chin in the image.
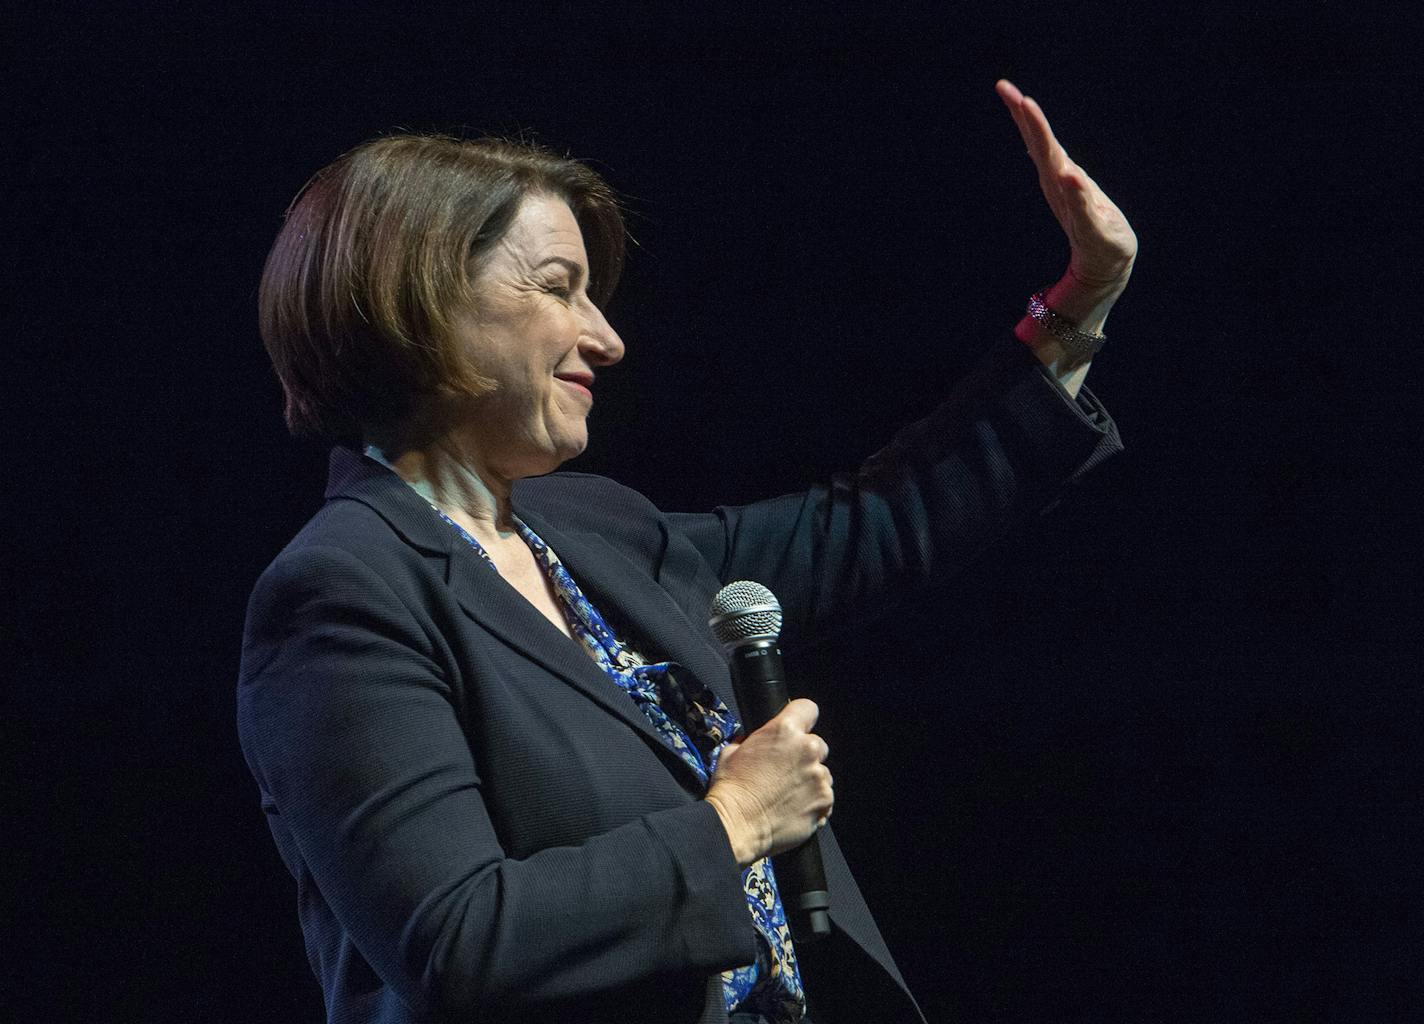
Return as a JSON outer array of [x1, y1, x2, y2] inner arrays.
[[525, 437, 586, 476], [553, 425, 589, 462], [554, 439, 588, 467]]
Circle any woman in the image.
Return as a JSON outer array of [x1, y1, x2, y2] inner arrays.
[[238, 80, 1134, 1024]]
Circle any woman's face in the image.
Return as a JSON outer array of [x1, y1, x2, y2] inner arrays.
[[453, 193, 625, 478]]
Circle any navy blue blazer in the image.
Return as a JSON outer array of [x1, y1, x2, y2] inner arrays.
[[237, 334, 1123, 1024]]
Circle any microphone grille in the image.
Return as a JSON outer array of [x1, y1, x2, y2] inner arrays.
[[708, 580, 784, 647]]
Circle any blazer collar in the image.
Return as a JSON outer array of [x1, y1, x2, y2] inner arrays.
[[324, 445, 452, 555], [323, 446, 736, 787]]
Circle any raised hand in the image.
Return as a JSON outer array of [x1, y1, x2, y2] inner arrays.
[[996, 78, 1137, 294]]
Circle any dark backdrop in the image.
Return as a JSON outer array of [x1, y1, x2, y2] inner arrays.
[[6, 3, 1420, 1021]]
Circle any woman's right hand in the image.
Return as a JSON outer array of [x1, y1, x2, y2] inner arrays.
[[705, 698, 833, 868]]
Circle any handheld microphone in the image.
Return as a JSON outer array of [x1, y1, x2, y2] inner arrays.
[[709, 580, 832, 943]]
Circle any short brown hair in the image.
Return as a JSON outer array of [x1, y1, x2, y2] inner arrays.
[[257, 134, 625, 444]]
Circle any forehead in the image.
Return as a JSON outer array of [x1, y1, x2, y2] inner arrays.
[[494, 193, 587, 268]]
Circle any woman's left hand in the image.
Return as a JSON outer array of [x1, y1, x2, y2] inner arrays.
[[996, 79, 1137, 294]]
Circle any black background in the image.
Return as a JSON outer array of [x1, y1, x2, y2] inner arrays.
[[5, 3, 1421, 1021]]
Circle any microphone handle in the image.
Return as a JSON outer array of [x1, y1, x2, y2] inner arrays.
[[728, 641, 832, 944]]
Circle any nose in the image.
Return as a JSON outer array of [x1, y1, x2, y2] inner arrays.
[[579, 301, 625, 367]]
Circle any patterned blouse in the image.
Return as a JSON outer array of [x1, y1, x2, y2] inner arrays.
[[364, 451, 806, 1023]]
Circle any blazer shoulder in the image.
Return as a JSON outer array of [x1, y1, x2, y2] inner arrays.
[[518, 471, 661, 515], [265, 498, 412, 570], [517, 472, 680, 574], [247, 497, 439, 622], [518, 472, 668, 532]]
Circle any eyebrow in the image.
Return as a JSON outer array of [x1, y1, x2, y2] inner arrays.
[[536, 256, 587, 286]]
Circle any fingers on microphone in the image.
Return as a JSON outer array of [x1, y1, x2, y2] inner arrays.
[[815, 764, 834, 813], [795, 733, 828, 771], [816, 778, 834, 826]]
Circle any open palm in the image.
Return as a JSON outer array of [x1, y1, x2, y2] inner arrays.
[[996, 79, 1137, 291]]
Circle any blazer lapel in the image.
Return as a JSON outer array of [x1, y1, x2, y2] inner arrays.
[[324, 448, 718, 787], [515, 506, 742, 723], [442, 526, 723, 789]]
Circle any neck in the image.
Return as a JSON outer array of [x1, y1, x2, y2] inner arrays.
[[366, 437, 516, 542]]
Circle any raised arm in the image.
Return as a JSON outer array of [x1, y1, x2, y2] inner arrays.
[[666, 333, 1120, 645], [665, 82, 1133, 643]]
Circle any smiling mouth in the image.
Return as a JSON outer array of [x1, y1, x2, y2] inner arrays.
[[554, 374, 594, 398]]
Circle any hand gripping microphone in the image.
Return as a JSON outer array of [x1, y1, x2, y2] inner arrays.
[[709, 581, 832, 943]]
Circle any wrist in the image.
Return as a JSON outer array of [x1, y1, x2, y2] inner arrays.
[[1051, 263, 1131, 334], [705, 792, 765, 869], [1015, 269, 1125, 398]]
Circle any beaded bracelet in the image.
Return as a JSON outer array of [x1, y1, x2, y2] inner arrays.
[[1026, 290, 1107, 357]]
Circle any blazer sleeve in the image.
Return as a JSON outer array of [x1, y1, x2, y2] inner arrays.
[[236, 543, 755, 1018], [664, 334, 1123, 643]]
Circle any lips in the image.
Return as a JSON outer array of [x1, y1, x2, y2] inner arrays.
[[554, 372, 594, 400]]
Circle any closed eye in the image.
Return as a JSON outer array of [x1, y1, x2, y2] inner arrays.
[[536, 255, 587, 295]]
